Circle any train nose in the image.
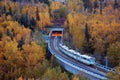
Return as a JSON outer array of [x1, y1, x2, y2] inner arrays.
[[90, 60, 95, 65]]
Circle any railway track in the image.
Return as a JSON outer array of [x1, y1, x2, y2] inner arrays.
[[49, 37, 108, 80]]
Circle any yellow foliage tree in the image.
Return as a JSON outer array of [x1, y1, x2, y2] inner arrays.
[[22, 42, 45, 66], [65, 13, 86, 50], [107, 66, 120, 80]]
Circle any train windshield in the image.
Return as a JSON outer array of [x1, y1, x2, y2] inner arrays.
[[90, 58, 95, 63]]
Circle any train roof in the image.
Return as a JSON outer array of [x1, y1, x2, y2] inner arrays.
[[62, 45, 68, 49], [74, 51, 81, 55], [60, 44, 82, 55], [60, 44, 69, 50], [59, 44, 94, 59], [69, 49, 82, 56], [69, 49, 75, 53], [81, 55, 93, 59]]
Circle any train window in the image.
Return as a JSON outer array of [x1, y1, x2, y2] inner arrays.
[[81, 57, 89, 61]]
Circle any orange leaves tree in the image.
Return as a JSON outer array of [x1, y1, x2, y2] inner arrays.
[[107, 42, 120, 67], [64, 13, 87, 50], [90, 12, 119, 46], [0, 1, 51, 30], [64, 1, 120, 67], [0, 21, 45, 79], [107, 66, 120, 80], [49, 1, 61, 19], [67, 0, 83, 12], [37, 11, 51, 29], [0, 21, 30, 42], [22, 42, 45, 66], [88, 6, 120, 65], [35, 4, 51, 29]]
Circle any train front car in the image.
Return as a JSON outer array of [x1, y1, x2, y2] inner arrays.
[[80, 55, 96, 65], [59, 44, 96, 65]]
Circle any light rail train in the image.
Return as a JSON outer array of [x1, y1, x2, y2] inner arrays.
[[59, 44, 96, 65]]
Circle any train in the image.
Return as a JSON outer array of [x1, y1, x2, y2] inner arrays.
[[59, 44, 96, 65]]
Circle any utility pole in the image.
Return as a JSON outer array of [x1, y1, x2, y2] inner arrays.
[[106, 56, 108, 68]]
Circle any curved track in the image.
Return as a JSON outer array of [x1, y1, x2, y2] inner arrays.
[[48, 37, 108, 80]]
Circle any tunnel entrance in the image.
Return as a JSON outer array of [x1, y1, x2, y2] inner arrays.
[[48, 27, 64, 38], [51, 31, 62, 37]]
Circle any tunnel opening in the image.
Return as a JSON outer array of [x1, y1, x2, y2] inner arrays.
[[51, 31, 62, 37]]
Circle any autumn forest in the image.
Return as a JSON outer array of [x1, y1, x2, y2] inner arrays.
[[0, 0, 120, 80]]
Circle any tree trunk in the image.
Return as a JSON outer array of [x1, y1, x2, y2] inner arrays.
[[100, 0, 103, 15]]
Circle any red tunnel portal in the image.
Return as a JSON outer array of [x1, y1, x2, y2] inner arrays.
[[51, 31, 62, 37]]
